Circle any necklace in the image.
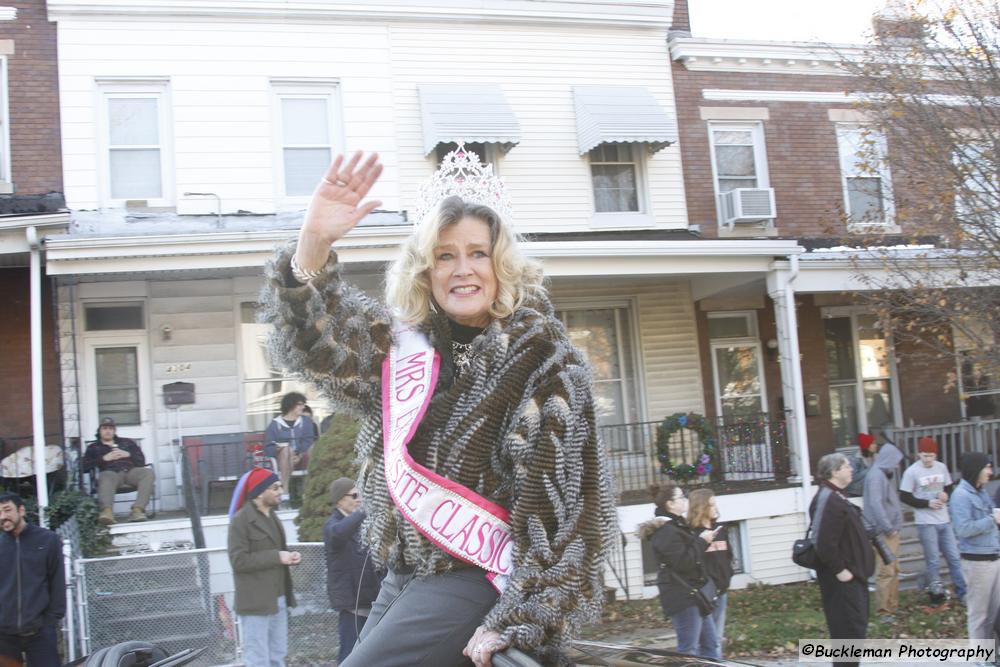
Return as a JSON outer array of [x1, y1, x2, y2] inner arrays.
[[451, 340, 475, 377]]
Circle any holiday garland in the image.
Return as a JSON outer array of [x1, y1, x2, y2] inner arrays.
[[655, 412, 716, 482]]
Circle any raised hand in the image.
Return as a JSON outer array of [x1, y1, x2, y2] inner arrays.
[[296, 151, 384, 271]]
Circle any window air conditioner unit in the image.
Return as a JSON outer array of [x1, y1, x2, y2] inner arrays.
[[718, 188, 776, 229]]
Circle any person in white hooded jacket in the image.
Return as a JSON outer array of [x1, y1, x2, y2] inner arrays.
[[862, 441, 903, 623]]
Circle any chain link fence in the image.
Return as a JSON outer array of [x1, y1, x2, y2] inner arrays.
[[75, 543, 338, 666]]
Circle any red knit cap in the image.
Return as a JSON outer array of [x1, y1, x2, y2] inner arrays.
[[228, 466, 279, 518], [917, 436, 939, 454], [857, 432, 876, 452]]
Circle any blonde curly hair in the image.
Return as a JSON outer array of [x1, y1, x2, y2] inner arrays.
[[385, 195, 545, 324]]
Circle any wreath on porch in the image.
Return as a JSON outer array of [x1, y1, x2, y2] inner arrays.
[[655, 412, 716, 482]]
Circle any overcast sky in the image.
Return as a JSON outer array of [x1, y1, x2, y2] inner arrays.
[[688, 0, 887, 44]]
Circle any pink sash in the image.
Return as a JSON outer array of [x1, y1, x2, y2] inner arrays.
[[381, 324, 512, 592]]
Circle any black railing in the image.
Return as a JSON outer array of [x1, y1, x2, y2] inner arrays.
[[179, 432, 271, 515], [601, 415, 791, 503]]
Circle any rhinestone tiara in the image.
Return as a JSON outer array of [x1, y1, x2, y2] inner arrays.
[[412, 144, 514, 228]]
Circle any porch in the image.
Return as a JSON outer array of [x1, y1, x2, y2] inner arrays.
[[886, 417, 1000, 474]]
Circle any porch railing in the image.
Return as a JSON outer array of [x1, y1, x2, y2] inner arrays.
[[600, 415, 791, 503], [886, 417, 1000, 475]]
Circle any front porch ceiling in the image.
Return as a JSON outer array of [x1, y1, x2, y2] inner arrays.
[[44, 234, 803, 279]]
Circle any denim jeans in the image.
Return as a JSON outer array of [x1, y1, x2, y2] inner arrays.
[[711, 592, 728, 652], [240, 595, 288, 667], [338, 610, 367, 662], [916, 523, 967, 599], [0, 625, 60, 667], [670, 604, 721, 660]]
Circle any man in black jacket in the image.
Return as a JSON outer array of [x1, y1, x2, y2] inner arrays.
[[0, 492, 66, 667], [82, 417, 155, 525], [323, 478, 383, 662]]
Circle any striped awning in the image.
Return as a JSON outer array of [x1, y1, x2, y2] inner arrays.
[[418, 84, 521, 156], [573, 85, 677, 155]]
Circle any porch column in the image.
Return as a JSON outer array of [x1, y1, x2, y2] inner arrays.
[[766, 257, 811, 501], [27, 227, 49, 521]]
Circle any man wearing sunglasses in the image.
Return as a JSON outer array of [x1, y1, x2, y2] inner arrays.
[[324, 478, 383, 662]]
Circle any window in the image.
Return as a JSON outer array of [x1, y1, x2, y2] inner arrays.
[[272, 81, 341, 199], [98, 80, 171, 205], [708, 312, 766, 422], [954, 323, 1000, 419], [95, 347, 141, 425], [435, 142, 494, 168], [588, 144, 641, 213], [836, 124, 893, 226], [556, 304, 641, 450], [708, 122, 768, 195], [85, 303, 144, 331], [238, 302, 331, 431], [824, 311, 897, 447], [0, 55, 9, 192], [953, 140, 999, 238]]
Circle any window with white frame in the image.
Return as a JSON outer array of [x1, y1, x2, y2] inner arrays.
[[238, 302, 332, 432], [954, 322, 1000, 420], [708, 122, 768, 195], [823, 311, 897, 448], [953, 140, 999, 237], [836, 124, 893, 225], [272, 81, 341, 199], [707, 312, 767, 422], [555, 304, 642, 450], [0, 55, 9, 191], [99, 80, 171, 205], [588, 144, 641, 213]]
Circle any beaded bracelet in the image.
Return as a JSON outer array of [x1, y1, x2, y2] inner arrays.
[[290, 253, 324, 284]]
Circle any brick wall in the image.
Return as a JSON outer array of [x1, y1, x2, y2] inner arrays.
[[672, 63, 868, 239], [0, 268, 64, 445], [0, 0, 63, 195], [894, 337, 962, 427]]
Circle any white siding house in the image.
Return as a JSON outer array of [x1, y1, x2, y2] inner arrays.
[[45, 0, 813, 593]]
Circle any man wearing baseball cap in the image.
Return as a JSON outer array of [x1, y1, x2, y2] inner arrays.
[[81, 417, 155, 525], [899, 437, 966, 603]]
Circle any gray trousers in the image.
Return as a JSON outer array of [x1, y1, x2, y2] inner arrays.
[[98, 467, 154, 510], [961, 558, 1000, 641], [340, 568, 499, 667]]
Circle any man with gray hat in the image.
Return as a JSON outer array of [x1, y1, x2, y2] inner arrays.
[[82, 417, 155, 525], [323, 478, 383, 662]]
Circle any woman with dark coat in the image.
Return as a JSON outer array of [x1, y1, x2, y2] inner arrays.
[[810, 452, 876, 667], [639, 483, 721, 660]]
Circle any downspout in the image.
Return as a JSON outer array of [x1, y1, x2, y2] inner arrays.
[[782, 255, 814, 520], [27, 227, 48, 522]]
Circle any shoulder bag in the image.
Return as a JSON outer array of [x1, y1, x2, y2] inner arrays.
[[659, 532, 719, 617], [791, 486, 832, 570]]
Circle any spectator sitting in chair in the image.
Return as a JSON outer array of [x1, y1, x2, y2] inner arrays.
[[264, 392, 316, 502], [82, 417, 155, 525]]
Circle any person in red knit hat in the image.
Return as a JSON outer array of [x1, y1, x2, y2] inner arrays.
[[900, 437, 966, 603], [845, 432, 878, 497], [227, 467, 300, 667]]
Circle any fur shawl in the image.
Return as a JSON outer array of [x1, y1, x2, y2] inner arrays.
[[261, 242, 617, 663]]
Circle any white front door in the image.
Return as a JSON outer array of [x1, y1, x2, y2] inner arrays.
[[83, 336, 154, 454]]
